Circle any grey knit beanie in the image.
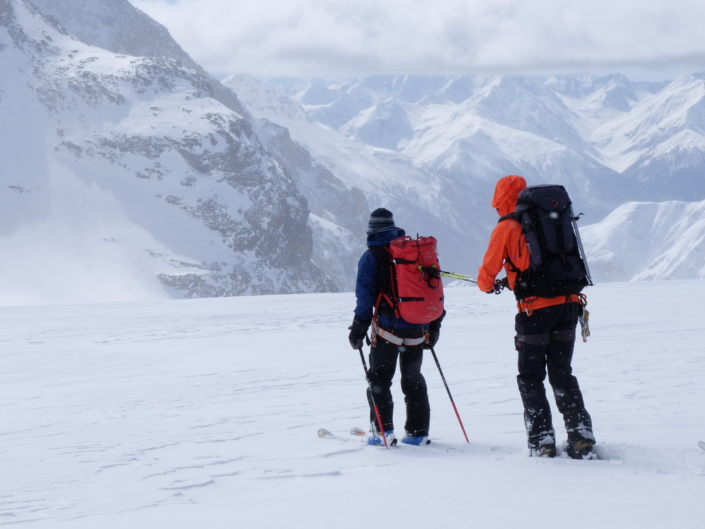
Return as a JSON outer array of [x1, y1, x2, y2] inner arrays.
[[367, 208, 396, 235]]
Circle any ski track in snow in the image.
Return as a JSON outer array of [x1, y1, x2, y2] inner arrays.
[[1, 283, 704, 528]]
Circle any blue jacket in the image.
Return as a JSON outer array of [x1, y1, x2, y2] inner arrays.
[[354, 227, 427, 330]]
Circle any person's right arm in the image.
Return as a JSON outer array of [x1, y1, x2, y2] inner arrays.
[[349, 251, 377, 349], [354, 251, 377, 321], [477, 224, 508, 293]]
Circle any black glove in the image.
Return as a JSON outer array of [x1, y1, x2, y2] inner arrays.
[[425, 331, 440, 349], [424, 310, 446, 349], [493, 277, 509, 294], [348, 316, 371, 350]]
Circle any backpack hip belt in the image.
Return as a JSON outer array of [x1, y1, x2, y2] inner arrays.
[[375, 327, 428, 347], [518, 294, 578, 316]]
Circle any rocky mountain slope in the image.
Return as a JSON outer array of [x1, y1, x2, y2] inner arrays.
[[0, 0, 335, 303], [223, 74, 488, 289]]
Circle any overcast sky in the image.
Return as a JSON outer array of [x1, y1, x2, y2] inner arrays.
[[130, 0, 705, 79]]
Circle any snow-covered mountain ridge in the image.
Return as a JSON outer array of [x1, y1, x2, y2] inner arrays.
[[1, 0, 476, 301], [1, 0, 338, 303], [582, 200, 705, 282], [259, 74, 705, 285], [4, 0, 705, 305], [222, 74, 486, 288], [272, 73, 705, 204]]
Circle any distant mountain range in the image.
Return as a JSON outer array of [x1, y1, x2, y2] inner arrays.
[[582, 200, 705, 281], [1, 0, 704, 304], [270, 72, 705, 205], [234, 72, 705, 282]]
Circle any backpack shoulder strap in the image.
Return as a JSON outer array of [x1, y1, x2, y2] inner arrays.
[[367, 246, 389, 257], [496, 213, 523, 273], [498, 212, 518, 224], [367, 246, 397, 319]]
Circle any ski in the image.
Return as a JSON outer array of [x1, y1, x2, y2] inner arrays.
[[699, 441, 705, 451], [322, 427, 432, 447], [318, 428, 343, 440], [350, 426, 366, 437], [317, 427, 367, 442]]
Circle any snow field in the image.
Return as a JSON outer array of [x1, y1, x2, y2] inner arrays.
[[1, 281, 704, 528]]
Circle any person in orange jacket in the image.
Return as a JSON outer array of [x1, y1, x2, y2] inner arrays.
[[478, 175, 596, 459]]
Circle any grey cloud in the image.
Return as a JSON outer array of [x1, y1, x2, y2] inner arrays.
[[130, 0, 705, 75]]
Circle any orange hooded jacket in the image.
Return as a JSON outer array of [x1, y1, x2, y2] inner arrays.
[[477, 175, 578, 313]]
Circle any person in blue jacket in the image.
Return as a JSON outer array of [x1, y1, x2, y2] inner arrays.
[[348, 208, 445, 446]]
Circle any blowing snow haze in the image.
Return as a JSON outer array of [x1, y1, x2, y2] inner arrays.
[[2, 0, 705, 306]]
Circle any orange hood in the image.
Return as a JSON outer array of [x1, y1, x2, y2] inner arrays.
[[491, 175, 527, 217]]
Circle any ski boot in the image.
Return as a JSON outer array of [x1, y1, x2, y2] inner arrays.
[[401, 434, 431, 446], [367, 430, 397, 447], [565, 439, 597, 460], [530, 444, 557, 458]]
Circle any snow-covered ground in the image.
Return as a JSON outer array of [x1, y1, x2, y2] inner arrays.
[[1, 281, 704, 528]]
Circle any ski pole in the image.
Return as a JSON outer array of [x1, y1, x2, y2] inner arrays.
[[440, 271, 477, 283], [429, 346, 469, 443], [417, 266, 477, 284], [358, 347, 389, 449]]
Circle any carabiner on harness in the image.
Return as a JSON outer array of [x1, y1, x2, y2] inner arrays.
[[577, 294, 590, 342]]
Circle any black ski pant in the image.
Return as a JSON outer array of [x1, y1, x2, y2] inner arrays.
[[515, 302, 594, 449], [367, 327, 430, 437]]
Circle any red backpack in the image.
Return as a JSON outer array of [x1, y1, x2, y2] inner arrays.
[[374, 236, 445, 324]]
